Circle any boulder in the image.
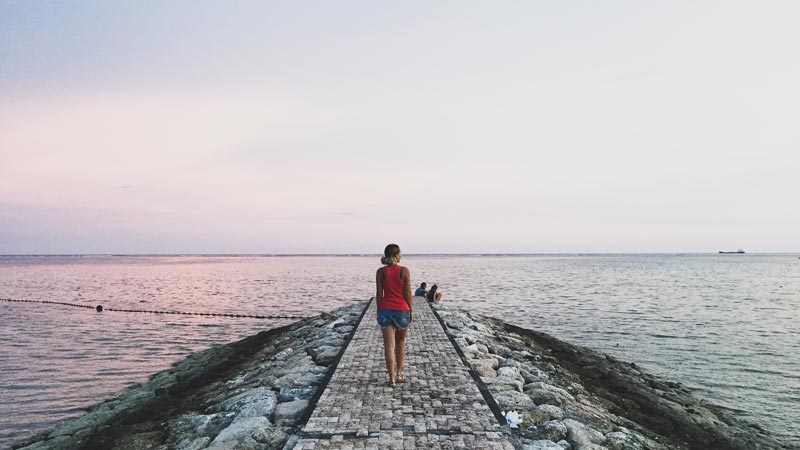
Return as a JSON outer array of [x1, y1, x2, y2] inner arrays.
[[563, 419, 606, 448], [488, 342, 513, 357], [523, 440, 564, 450], [174, 437, 211, 450], [207, 387, 277, 421], [496, 366, 523, 380], [524, 382, 575, 406], [474, 364, 497, 378], [274, 399, 309, 424], [482, 376, 524, 392], [211, 416, 272, 445], [278, 386, 316, 402], [493, 390, 536, 411], [166, 413, 231, 443], [251, 424, 288, 447], [604, 431, 638, 450], [538, 404, 564, 420], [542, 420, 568, 441]]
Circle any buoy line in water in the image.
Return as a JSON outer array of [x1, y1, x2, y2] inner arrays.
[[0, 297, 310, 320]]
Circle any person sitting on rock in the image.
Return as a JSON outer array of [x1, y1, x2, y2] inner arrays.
[[414, 282, 427, 297], [426, 284, 442, 303]]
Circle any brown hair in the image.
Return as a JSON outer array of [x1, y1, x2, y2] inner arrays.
[[381, 243, 400, 266]]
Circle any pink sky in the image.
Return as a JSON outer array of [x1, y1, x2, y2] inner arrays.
[[2, 2, 799, 253]]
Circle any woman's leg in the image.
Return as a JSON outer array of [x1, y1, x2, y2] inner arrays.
[[435, 292, 442, 302], [394, 327, 408, 379], [381, 325, 397, 384]]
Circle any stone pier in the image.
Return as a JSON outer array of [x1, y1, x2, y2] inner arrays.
[[289, 297, 517, 449]]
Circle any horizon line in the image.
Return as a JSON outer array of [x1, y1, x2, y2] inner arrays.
[[2, 252, 799, 257]]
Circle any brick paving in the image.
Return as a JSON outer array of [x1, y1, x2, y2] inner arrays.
[[290, 297, 516, 449]]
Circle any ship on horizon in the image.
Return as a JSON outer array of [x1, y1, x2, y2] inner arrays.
[[719, 249, 745, 254]]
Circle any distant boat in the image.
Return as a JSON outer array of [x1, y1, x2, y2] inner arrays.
[[719, 249, 745, 254]]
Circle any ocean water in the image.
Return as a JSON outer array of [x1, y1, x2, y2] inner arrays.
[[0, 254, 798, 448]]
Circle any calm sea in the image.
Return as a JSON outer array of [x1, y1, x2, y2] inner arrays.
[[0, 255, 798, 448]]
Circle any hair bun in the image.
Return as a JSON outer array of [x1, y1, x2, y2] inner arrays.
[[380, 256, 388, 265]]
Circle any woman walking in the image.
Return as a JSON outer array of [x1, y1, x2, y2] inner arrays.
[[375, 243, 413, 387]]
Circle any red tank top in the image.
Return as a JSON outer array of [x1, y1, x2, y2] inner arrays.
[[379, 265, 410, 311]]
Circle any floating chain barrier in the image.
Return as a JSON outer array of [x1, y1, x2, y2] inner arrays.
[[0, 297, 309, 320]]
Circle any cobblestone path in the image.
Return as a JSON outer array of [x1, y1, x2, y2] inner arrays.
[[290, 297, 516, 449]]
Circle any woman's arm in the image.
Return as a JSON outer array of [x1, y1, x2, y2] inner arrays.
[[375, 268, 384, 312], [402, 267, 413, 310]]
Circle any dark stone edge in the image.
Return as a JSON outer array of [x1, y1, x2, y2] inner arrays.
[[427, 299, 525, 450]]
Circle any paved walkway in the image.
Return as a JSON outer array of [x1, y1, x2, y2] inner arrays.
[[290, 297, 516, 449]]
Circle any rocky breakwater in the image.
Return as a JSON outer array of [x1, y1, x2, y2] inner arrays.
[[13, 303, 365, 450], [432, 303, 789, 450]]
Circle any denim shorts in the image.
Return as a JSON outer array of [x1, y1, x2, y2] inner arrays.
[[377, 309, 411, 330]]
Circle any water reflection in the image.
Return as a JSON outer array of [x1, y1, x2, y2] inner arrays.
[[0, 254, 798, 447]]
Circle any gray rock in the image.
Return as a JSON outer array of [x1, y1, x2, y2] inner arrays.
[[496, 366, 523, 380], [274, 399, 309, 423], [563, 419, 606, 448], [511, 350, 534, 361], [445, 317, 466, 329], [542, 420, 568, 441], [488, 342, 513, 357], [207, 387, 277, 421], [463, 344, 483, 356], [175, 437, 211, 450], [467, 321, 490, 333], [333, 325, 354, 334], [487, 383, 522, 395], [525, 388, 557, 405], [499, 358, 524, 369], [524, 382, 575, 406], [493, 390, 536, 411], [293, 372, 325, 386], [474, 364, 497, 377], [308, 344, 336, 358], [205, 442, 237, 450], [251, 424, 288, 447], [278, 386, 316, 402], [271, 355, 316, 378], [474, 356, 500, 369], [271, 348, 294, 361], [538, 404, 564, 420], [272, 357, 324, 388], [604, 431, 639, 450], [309, 364, 328, 375], [226, 375, 246, 385], [106, 430, 163, 450], [482, 375, 524, 392], [523, 440, 564, 450], [523, 367, 551, 383], [326, 317, 349, 329], [461, 332, 482, 345], [211, 416, 271, 445], [166, 413, 231, 442]]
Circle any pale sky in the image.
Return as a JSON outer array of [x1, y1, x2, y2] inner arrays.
[[1, 1, 799, 254]]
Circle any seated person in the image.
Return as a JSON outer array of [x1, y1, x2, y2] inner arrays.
[[426, 284, 443, 303], [414, 282, 427, 297]]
